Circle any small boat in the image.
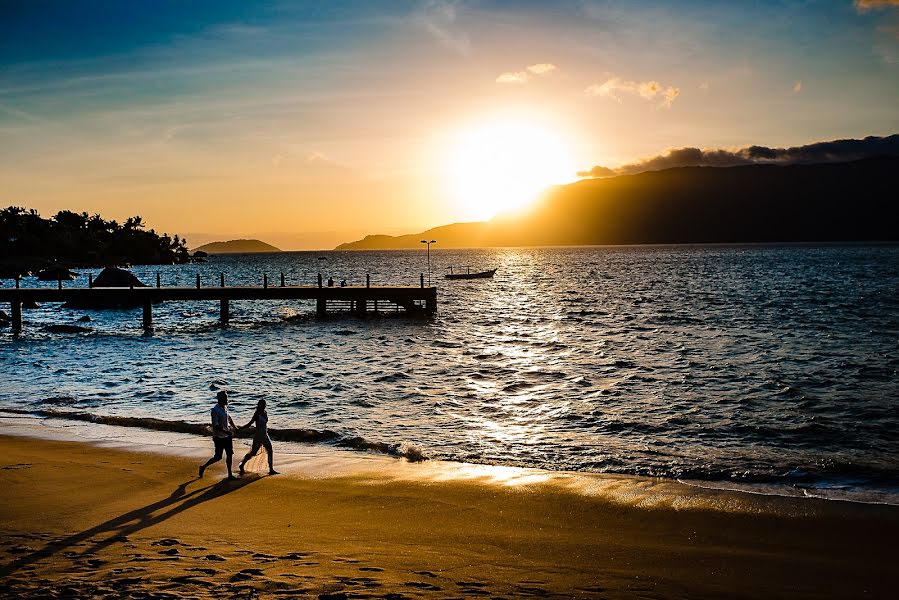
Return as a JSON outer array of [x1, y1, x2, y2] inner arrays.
[[445, 266, 497, 280]]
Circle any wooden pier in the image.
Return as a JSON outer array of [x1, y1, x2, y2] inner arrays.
[[0, 274, 437, 332]]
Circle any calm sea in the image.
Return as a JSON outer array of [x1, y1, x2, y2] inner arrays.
[[2, 245, 898, 503]]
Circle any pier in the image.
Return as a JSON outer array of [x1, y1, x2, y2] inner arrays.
[[0, 274, 437, 332]]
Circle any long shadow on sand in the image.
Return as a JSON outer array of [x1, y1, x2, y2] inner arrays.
[[0, 474, 259, 578]]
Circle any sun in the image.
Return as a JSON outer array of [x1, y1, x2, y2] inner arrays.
[[443, 115, 576, 221]]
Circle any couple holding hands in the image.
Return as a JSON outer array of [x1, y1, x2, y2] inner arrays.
[[199, 391, 278, 479]]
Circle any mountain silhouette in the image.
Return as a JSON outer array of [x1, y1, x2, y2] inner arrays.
[[336, 157, 897, 249], [193, 239, 281, 254]]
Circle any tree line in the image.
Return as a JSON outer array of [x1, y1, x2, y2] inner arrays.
[[0, 207, 189, 277]]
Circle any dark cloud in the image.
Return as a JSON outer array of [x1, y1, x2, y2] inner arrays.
[[578, 134, 899, 177], [576, 165, 616, 178]]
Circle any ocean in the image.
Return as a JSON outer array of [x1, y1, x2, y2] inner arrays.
[[2, 244, 897, 503]]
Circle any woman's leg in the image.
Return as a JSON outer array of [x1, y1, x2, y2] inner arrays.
[[239, 439, 262, 471], [264, 438, 277, 474]]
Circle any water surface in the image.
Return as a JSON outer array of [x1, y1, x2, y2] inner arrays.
[[2, 245, 897, 503]]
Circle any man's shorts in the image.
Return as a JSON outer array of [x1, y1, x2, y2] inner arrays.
[[213, 435, 234, 456]]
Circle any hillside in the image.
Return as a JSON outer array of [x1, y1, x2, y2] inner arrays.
[[193, 239, 281, 254], [335, 157, 898, 249]]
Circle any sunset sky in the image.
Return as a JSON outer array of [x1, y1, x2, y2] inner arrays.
[[2, 1, 898, 249]]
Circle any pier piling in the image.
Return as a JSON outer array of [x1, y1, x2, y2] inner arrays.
[[89, 273, 94, 288], [220, 299, 230, 324], [220, 273, 225, 287], [156, 273, 160, 288], [11, 300, 22, 332], [280, 272, 285, 287], [142, 300, 153, 330], [196, 274, 201, 289]]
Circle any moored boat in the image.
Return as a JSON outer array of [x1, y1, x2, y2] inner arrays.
[[445, 267, 496, 280]]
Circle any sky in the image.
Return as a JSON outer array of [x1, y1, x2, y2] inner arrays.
[[2, 0, 898, 249]]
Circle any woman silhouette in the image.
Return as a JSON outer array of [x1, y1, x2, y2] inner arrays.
[[238, 399, 278, 475]]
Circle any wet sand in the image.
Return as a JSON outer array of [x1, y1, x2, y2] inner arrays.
[[0, 434, 897, 599]]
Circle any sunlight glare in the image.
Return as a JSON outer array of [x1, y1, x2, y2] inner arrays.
[[444, 116, 576, 220]]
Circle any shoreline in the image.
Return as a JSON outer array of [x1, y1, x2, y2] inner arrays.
[[1, 431, 898, 599], [2, 409, 897, 508]]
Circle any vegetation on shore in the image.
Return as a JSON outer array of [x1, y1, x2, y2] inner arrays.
[[0, 207, 189, 277]]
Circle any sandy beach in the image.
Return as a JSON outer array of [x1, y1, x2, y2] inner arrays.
[[0, 432, 897, 599]]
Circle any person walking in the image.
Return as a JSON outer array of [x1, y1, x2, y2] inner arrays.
[[238, 399, 278, 475], [199, 391, 238, 479]]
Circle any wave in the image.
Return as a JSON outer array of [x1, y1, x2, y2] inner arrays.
[[1, 408, 428, 462]]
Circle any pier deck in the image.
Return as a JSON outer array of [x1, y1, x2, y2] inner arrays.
[[0, 283, 437, 332]]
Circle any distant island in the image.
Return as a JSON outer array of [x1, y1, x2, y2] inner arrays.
[[0, 207, 189, 278], [193, 239, 281, 254], [336, 157, 898, 249]]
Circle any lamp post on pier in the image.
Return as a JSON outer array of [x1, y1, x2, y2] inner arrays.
[[420, 239, 436, 287]]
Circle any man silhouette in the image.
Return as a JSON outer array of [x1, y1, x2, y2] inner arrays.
[[199, 391, 238, 480]]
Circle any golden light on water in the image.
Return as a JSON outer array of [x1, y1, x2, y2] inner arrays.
[[442, 114, 577, 221]]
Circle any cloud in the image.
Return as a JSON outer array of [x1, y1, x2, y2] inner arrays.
[[793, 80, 803, 93], [585, 76, 680, 108], [577, 134, 899, 177], [854, 0, 899, 12], [496, 71, 530, 84], [526, 63, 556, 75], [421, 0, 471, 56], [662, 86, 680, 107], [496, 62, 557, 84]]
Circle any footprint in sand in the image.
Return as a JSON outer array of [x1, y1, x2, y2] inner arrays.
[[456, 581, 491, 596], [151, 538, 181, 547], [515, 584, 551, 596], [358, 566, 384, 572], [111, 577, 145, 588], [158, 548, 180, 556], [251, 552, 278, 562], [348, 577, 382, 588], [186, 567, 217, 575], [202, 554, 226, 562], [230, 568, 264, 582], [413, 570, 438, 578], [405, 581, 442, 591], [170, 575, 216, 587]]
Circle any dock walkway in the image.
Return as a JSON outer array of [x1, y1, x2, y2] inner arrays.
[[0, 277, 437, 332]]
